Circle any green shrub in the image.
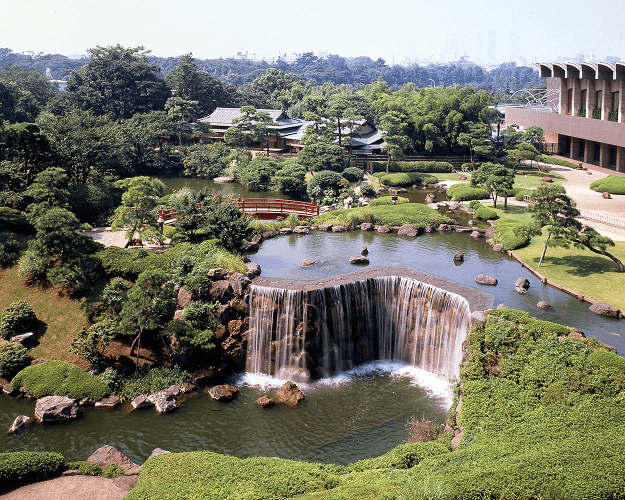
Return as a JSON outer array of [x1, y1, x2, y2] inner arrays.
[[0, 300, 37, 340], [474, 206, 499, 221], [371, 161, 401, 173], [68, 183, 116, 225], [369, 196, 410, 206], [446, 183, 490, 201], [514, 188, 533, 201], [0, 452, 66, 488], [341, 166, 364, 182], [379, 172, 439, 187], [589, 175, 625, 195], [358, 184, 376, 197], [536, 154, 580, 169], [0, 343, 28, 377], [11, 360, 109, 400], [0, 231, 19, 267], [588, 349, 625, 373], [78, 462, 103, 476], [307, 170, 349, 205], [468, 200, 482, 210], [312, 203, 451, 228], [116, 366, 189, 400], [461, 162, 474, 171], [102, 464, 126, 478], [349, 442, 450, 472]]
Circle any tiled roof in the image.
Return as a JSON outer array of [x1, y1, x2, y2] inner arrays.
[[198, 108, 288, 126]]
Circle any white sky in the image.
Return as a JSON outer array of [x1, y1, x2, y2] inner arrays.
[[1, 0, 624, 64]]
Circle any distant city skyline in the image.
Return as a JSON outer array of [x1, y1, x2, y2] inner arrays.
[[1, 0, 624, 66]]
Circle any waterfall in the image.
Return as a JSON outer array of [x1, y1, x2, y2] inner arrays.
[[246, 276, 470, 381]]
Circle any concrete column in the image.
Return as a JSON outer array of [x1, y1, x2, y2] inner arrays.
[[602, 81, 610, 120], [572, 80, 581, 116], [571, 137, 580, 159], [617, 147, 625, 173], [620, 81, 625, 123], [583, 140, 592, 164], [587, 79, 597, 119], [600, 142, 611, 168]]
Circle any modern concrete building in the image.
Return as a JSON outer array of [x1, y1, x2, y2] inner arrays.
[[505, 62, 625, 172]]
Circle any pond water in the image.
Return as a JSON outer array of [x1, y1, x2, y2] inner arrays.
[[249, 230, 623, 353], [0, 363, 449, 465]]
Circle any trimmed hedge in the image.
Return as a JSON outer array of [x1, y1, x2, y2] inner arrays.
[[536, 154, 580, 169], [341, 166, 364, 182], [474, 206, 499, 221], [379, 172, 438, 187], [589, 175, 625, 195], [371, 161, 453, 174], [0, 452, 66, 489], [11, 360, 109, 400], [514, 187, 533, 201], [0, 343, 28, 377], [446, 183, 490, 201]]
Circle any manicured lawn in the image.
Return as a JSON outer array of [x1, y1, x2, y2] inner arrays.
[[0, 266, 89, 365], [513, 233, 625, 312], [513, 165, 565, 189]]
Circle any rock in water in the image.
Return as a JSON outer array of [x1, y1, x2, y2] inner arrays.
[[475, 274, 498, 285], [34, 396, 79, 422], [87, 445, 141, 475], [207, 384, 239, 402], [8, 415, 32, 434], [453, 252, 464, 262], [537, 301, 553, 310], [349, 255, 369, 265], [589, 302, 621, 318], [360, 246, 369, 255], [515, 278, 530, 290], [256, 396, 275, 408], [301, 259, 317, 268], [273, 381, 305, 407]]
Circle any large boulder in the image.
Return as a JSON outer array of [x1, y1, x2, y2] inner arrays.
[[147, 391, 177, 413], [317, 224, 332, 231], [279, 227, 293, 234], [359, 222, 374, 231], [245, 262, 261, 279], [9, 332, 36, 347], [470, 311, 487, 326], [453, 252, 464, 262], [87, 445, 141, 475], [207, 268, 231, 281], [349, 255, 370, 265], [177, 288, 193, 308], [273, 381, 305, 407], [210, 280, 234, 302], [95, 395, 121, 408], [331, 225, 347, 232], [376, 225, 391, 233], [240, 239, 259, 253], [34, 396, 79, 422], [229, 272, 252, 297], [207, 384, 239, 402], [397, 224, 418, 237], [301, 259, 317, 268], [515, 278, 530, 290], [537, 301, 553, 310], [475, 274, 498, 286], [589, 302, 621, 318], [293, 226, 310, 234], [131, 395, 154, 410], [491, 243, 504, 252]]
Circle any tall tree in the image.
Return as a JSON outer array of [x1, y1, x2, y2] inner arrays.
[[379, 111, 410, 174], [63, 45, 169, 120], [528, 185, 624, 272], [471, 162, 515, 209]]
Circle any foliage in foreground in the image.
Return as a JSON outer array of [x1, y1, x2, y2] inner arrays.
[[10, 360, 109, 400], [0, 452, 66, 490], [126, 311, 625, 500]]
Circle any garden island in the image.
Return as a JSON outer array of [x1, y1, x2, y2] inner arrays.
[[1, 47, 624, 499]]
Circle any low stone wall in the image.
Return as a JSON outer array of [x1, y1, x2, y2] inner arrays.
[[253, 265, 494, 313]]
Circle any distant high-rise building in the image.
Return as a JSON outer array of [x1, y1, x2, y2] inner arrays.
[[506, 34, 518, 62], [487, 31, 497, 63]]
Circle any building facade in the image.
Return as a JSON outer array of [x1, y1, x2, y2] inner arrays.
[[505, 62, 625, 172]]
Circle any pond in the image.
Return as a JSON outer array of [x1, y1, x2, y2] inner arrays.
[[249, 230, 623, 353], [0, 363, 449, 466]]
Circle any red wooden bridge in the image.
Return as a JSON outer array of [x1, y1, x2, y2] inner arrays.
[[158, 197, 319, 225]]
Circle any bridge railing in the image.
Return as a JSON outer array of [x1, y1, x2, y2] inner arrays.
[[237, 197, 320, 218]]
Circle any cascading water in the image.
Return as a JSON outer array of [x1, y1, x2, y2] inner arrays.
[[246, 276, 470, 381]]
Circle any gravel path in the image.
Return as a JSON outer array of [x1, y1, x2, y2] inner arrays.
[[85, 227, 168, 249]]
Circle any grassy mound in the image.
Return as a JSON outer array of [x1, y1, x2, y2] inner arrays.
[[589, 175, 625, 195], [312, 203, 452, 229], [446, 183, 490, 201], [492, 218, 535, 250], [11, 360, 109, 400], [368, 196, 410, 206], [536, 154, 580, 169], [126, 452, 345, 500]]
